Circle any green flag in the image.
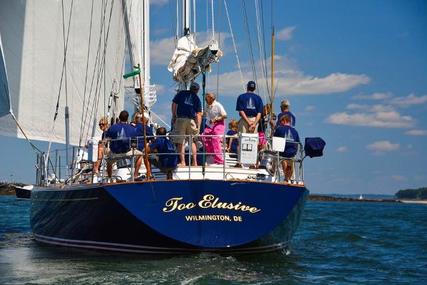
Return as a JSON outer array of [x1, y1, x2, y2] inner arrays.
[[123, 66, 140, 79]]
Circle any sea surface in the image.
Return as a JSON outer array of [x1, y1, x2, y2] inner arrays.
[[0, 196, 426, 284]]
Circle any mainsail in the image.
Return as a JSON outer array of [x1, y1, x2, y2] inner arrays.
[[0, 0, 126, 146]]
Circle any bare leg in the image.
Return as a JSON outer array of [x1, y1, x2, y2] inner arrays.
[[107, 162, 113, 178], [134, 156, 142, 177], [177, 143, 186, 166], [281, 161, 287, 180], [191, 142, 198, 166]]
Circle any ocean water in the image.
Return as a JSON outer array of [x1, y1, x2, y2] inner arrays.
[[0, 196, 426, 284]]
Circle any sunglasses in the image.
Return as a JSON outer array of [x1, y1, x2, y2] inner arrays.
[[99, 123, 105, 126]]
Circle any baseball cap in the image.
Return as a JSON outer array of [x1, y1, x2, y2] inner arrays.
[[281, 99, 290, 107], [190, 82, 200, 90], [247, 81, 256, 89]]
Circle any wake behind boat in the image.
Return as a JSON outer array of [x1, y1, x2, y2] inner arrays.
[[0, 0, 325, 254]]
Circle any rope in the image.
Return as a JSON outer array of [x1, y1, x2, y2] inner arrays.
[[78, 0, 95, 148], [46, 0, 75, 171], [255, 0, 270, 103], [10, 112, 42, 154], [223, 0, 244, 91], [241, 0, 257, 82], [211, 0, 215, 39]]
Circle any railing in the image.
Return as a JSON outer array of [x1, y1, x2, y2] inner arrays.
[[38, 134, 305, 186]]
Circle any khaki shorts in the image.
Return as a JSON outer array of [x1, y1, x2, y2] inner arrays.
[[173, 118, 199, 144], [108, 149, 143, 163], [238, 117, 258, 133]]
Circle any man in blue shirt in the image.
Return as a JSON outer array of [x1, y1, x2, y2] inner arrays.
[[276, 99, 296, 127], [171, 82, 202, 166], [235, 81, 264, 134], [273, 114, 300, 181], [148, 127, 178, 180], [105, 110, 141, 178]]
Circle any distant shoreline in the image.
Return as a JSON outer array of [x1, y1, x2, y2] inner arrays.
[[0, 185, 426, 204], [308, 194, 399, 203]]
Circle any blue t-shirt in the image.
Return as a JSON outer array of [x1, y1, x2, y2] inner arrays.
[[173, 90, 202, 119], [150, 137, 178, 168], [273, 125, 300, 158], [134, 123, 154, 151], [226, 130, 239, 153], [105, 122, 137, 154], [235, 92, 263, 117], [277, 111, 296, 127]]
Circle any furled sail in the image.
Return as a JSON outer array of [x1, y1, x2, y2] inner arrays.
[[0, 0, 126, 146], [0, 33, 11, 117], [168, 34, 223, 84]]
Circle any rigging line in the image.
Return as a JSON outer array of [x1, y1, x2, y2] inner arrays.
[[150, 110, 171, 129], [216, 0, 222, 98], [47, 0, 75, 161], [223, 0, 244, 91], [9, 113, 42, 154], [254, 0, 269, 103], [80, 0, 109, 141], [259, 0, 271, 101], [211, 0, 215, 39], [193, 0, 196, 35], [241, 0, 257, 82], [84, 0, 114, 143], [78, 0, 95, 148]]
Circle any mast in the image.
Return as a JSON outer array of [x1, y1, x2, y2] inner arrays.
[[183, 0, 190, 36]]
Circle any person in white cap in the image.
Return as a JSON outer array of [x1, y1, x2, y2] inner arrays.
[[276, 99, 296, 127]]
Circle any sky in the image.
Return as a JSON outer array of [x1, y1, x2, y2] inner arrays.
[[1, 0, 427, 195]]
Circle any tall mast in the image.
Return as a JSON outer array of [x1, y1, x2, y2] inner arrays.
[[143, 0, 150, 106], [183, 0, 191, 35]]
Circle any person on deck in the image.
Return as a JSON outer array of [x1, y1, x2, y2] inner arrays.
[[203, 92, 227, 165], [134, 112, 154, 180], [226, 119, 239, 159], [236, 81, 264, 134], [273, 114, 300, 181], [235, 81, 263, 167], [105, 110, 141, 179], [92, 117, 110, 175], [148, 127, 178, 180], [276, 99, 296, 127], [171, 82, 202, 167]]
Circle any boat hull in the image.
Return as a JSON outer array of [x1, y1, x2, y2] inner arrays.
[[31, 180, 308, 254]]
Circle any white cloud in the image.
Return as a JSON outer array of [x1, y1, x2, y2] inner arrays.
[[305, 105, 316, 112], [390, 94, 427, 107], [276, 26, 296, 41], [353, 92, 392, 100], [336, 146, 348, 153], [405, 129, 427, 136], [366, 140, 400, 153], [326, 110, 414, 128], [206, 59, 370, 97]]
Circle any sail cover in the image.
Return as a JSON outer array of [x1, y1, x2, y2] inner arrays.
[[0, 0, 126, 146], [168, 34, 223, 84], [0, 33, 11, 117]]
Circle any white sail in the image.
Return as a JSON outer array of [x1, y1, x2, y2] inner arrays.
[[0, 0, 126, 146], [0, 33, 11, 117]]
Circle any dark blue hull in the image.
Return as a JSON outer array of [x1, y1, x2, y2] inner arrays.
[[31, 180, 308, 254]]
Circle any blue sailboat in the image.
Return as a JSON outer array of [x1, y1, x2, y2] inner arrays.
[[0, 0, 324, 254]]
